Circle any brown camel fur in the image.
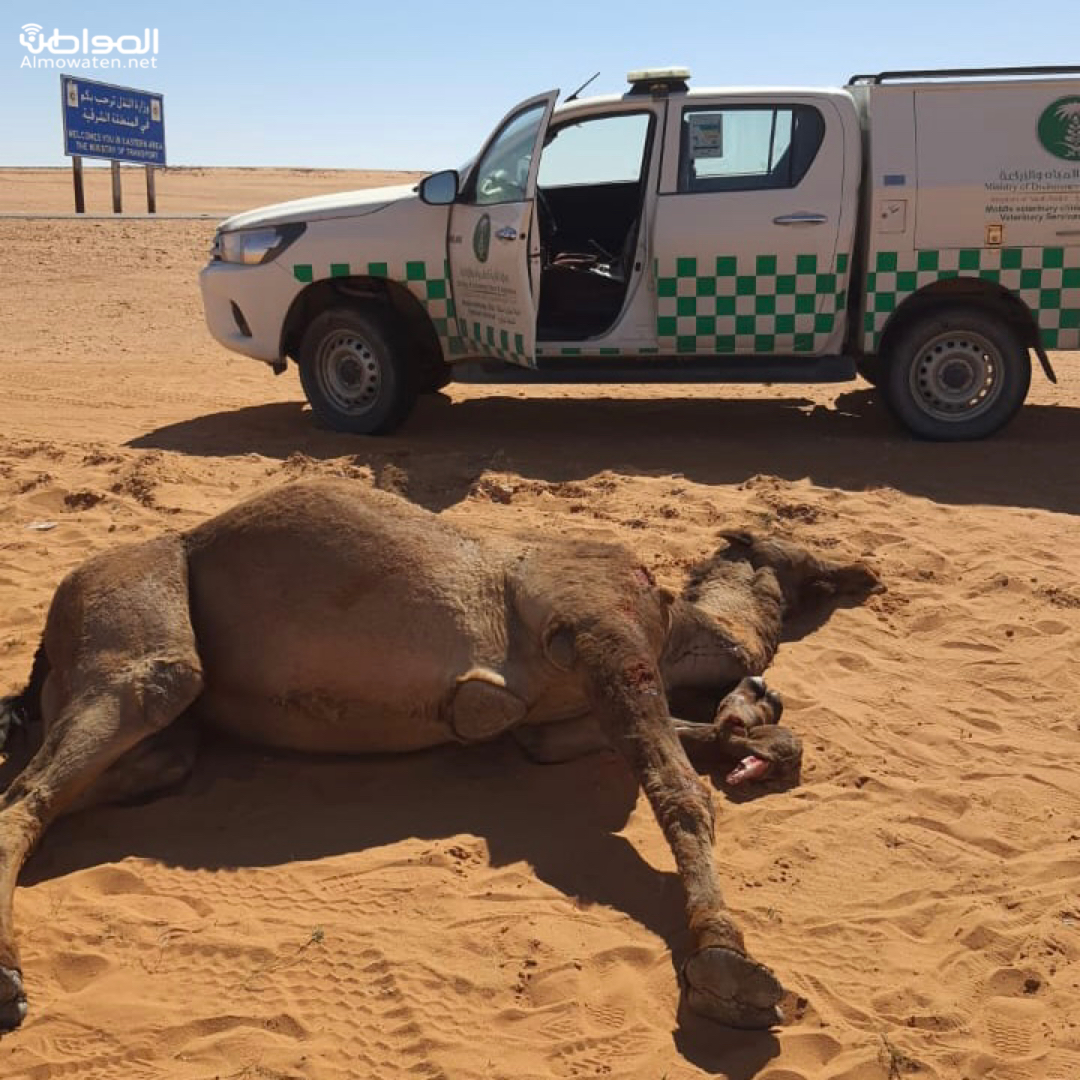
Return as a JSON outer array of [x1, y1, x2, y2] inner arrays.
[[0, 478, 880, 1033]]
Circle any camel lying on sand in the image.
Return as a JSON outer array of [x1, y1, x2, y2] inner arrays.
[[0, 478, 880, 1032]]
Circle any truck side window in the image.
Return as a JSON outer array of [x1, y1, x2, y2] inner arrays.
[[678, 105, 825, 193], [468, 100, 550, 206], [537, 113, 651, 187]]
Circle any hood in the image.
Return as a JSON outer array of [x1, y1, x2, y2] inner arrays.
[[219, 183, 418, 232]]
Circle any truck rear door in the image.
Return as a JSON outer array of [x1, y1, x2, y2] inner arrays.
[[652, 95, 852, 356]]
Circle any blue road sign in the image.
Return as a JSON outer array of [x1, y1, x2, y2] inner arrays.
[[62, 76, 166, 165]]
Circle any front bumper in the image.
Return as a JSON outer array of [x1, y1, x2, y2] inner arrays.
[[199, 259, 301, 364]]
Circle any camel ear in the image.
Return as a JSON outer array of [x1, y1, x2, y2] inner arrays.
[[719, 529, 755, 549], [543, 620, 577, 672]]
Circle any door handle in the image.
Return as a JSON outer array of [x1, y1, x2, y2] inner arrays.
[[496, 226, 518, 241], [773, 213, 828, 227]]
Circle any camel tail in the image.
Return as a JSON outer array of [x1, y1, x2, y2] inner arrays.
[[0, 641, 49, 752]]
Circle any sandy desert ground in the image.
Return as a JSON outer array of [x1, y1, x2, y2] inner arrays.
[[0, 168, 1078, 1080]]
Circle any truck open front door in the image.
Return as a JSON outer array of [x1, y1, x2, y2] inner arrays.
[[448, 91, 559, 368]]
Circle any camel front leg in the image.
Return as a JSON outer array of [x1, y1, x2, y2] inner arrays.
[[576, 629, 783, 1029]]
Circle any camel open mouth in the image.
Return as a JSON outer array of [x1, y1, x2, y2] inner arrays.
[[725, 754, 772, 786]]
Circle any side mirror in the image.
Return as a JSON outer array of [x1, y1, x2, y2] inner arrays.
[[418, 169, 460, 206]]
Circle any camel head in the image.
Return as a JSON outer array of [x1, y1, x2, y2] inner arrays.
[[661, 531, 881, 692], [716, 530, 882, 616]]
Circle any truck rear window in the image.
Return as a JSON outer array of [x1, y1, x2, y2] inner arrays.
[[678, 104, 825, 193]]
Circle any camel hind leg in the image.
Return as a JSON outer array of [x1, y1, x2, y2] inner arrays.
[[2, 686, 199, 815], [66, 719, 201, 814], [0, 534, 203, 1031]]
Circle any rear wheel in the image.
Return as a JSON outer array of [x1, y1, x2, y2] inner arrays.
[[883, 307, 1031, 441], [298, 305, 417, 435]]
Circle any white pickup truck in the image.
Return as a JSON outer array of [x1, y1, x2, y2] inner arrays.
[[200, 65, 1080, 440]]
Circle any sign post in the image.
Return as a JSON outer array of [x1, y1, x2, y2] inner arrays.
[[61, 76, 166, 214], [111, 160, 122, 214], [71, 155, 85, 214]]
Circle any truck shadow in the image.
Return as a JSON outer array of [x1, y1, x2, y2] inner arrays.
[[21, 735, 780, 1072], [128, 386, 1080, 516]]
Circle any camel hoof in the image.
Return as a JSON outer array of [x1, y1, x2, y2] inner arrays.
[[681, 947, 783, 1029], [0, 967, 27, 1032]]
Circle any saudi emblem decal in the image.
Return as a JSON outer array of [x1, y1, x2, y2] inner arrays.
[[472, 214, 491, 263], [1038, 96, 1080, 160]]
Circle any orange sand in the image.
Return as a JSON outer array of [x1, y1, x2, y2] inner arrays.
[[0, 169, 1078, 1080]]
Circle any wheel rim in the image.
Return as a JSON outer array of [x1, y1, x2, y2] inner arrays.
[[908, 330, 1005, 423], [314, 330, 382, 415]]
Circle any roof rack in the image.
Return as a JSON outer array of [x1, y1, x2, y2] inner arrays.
[[847, 65, 1080, 86]]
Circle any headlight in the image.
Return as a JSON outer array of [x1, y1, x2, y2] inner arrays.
[[216, 222, 306, 265]]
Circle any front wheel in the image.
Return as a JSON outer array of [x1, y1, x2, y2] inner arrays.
[[298, 305, 417, 435], [856, 356, 882, 388], [883, 307, 1031, 441]]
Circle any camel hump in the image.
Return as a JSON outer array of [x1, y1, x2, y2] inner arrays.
[[448, 668, 527, 742]]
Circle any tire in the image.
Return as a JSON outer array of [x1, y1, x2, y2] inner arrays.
[[417, 358, 453, 394], [883, 307, 1031, 441], [298, 305, 417, 435], [856, 356, 882, 388]]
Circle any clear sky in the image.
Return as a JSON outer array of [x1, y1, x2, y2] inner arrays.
[[2, 0, 1077, 170]]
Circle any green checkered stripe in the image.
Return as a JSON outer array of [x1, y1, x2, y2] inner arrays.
[[455, 318, 528, 365], [292, 259, 468, 357], [655, 252, 850, 354], [863, 247, 1080, 352], [536, 346, 658, 357]]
